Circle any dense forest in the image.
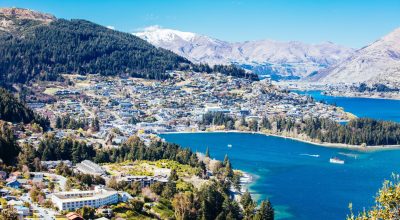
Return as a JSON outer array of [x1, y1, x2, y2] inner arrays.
[[0, 122, 20, 165], [0, 88, 50, 128], [0, 17, 190, 83], [301, 117, 400, 146], [0, 11, 258, 84], [200, 110, 400, 146], [192, 63, 259, 81], [265, 116, 400, 146]]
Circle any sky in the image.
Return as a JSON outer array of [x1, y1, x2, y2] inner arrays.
[[1, 0, 399, 48]]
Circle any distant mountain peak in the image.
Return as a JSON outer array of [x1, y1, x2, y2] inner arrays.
[[311, 27, 400, 85], [135, 26, 354, 79], [136, 25, 199, 44], [0, 7, 56, 22]]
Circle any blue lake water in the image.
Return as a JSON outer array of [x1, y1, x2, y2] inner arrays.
[[294, 90, 400, 122], [160, 132, 400, 220], [160, 93, 400, 219]]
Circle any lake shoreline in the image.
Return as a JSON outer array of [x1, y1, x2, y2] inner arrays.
[[293, 88, 400, 101], [158, 130, 400, 152]]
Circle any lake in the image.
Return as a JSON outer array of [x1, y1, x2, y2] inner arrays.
[[294, 90, 400, 122], [160, 132, 400, 220]]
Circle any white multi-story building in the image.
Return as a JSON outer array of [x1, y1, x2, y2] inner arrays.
[[51, 186, 118, 211]]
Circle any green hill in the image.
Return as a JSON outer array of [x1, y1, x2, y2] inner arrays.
[[0, 8, 257, 85], [0, 8, 191, 84]]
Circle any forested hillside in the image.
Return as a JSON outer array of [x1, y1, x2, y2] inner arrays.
[[0, 88, 49, 127], [0, 8, 257, 84], [0, 17, 190, 83]]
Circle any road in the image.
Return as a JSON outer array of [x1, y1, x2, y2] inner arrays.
[[21, 193, 56, 220]]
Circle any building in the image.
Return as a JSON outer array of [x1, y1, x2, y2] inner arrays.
[[6, 180, 21, 189], [51, 186, 118, 211], [41, 160, 73, 169], [76, 160, 105, 176], [66, 212, 84, 220], [120, 175, 168, 188]]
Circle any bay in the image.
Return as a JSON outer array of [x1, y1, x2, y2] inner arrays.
[[160, 132, 400, 220]]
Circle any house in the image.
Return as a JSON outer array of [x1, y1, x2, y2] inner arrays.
[[66, 212, 84, 220], [14, 205, 30, 217], [30, 172, 44, 184], [6, 179, 21, 189], [119, 192, 133, 202], [0, 188, 10, 197]]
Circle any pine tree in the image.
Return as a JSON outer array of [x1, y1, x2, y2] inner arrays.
[[55, 116, 62, 128], [254, 199, 274, 220], [223, 154, 229, 166]]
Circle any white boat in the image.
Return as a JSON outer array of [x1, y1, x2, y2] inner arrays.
[[330, 157, 345, 164], [227, 144, 232, 148]]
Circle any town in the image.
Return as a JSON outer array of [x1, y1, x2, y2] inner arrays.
[[0, 70, 348, 220], [30, 71, 351, 144]]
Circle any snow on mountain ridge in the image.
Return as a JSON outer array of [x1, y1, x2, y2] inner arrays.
[[134, 26, 354, 78], [136, 25, 199, 44], [312, 27, 400, 85]]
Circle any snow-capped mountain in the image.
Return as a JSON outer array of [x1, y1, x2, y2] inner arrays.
[[135, 26, 354, 79], [311, 28, 400, 85]]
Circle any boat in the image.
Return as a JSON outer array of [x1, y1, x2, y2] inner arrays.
[[227, 144, 232, 148], [330, 157, 345, 164]]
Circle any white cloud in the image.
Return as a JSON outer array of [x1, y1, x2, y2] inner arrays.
[[106, 25, 115, 30]]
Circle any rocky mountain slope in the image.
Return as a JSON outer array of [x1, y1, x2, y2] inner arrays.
[[310, 28, 400, 85], [135, 26, 354, 79]]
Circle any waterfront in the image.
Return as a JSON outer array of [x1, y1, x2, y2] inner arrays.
[[160, 132, 400, 220], [295, 90, 400, 122]]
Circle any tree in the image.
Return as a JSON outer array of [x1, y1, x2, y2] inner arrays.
[[0, 123, 20, 165], [254, 199, 274, 220], [150, 182, 164, 195], [205, 147, 210, 158], [241, 190, 255, 219], [0, 209, 19, 220], [78, 206, 95, 220], [261, 117, 271, 129], [48, 181, 55, 192], [56, 116, 62, 128], [169, 169, 179, 181], [173, 192, 197, 220], [162, 179, 177, 199], [224, 158, 234, 178], [347, 174, 400, 220], [129, 199, 144, 212], [223, 154, 229, 166], [91, 117, 100, 132]]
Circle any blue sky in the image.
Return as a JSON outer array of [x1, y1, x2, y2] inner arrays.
[[1, 0, 399, 48]]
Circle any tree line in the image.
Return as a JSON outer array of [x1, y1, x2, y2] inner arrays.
[[0, 88, 50, 129]]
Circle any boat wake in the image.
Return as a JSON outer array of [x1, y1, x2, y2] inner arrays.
[[338, 152, 358, 159], [300, 153, 320, 158]]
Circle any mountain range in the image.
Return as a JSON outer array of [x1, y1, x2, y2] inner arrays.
[[136, 26, 400, 87], [135, 26, 354, 80], [309, 28, 400, 85]]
